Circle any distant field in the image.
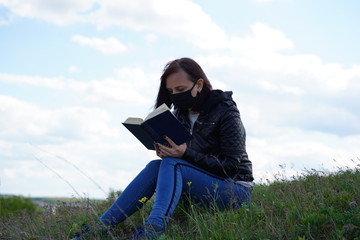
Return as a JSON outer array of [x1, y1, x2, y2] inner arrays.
[[1, 164, 359, 240]]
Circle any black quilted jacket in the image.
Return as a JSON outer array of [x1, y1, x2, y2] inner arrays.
[[175, 90, 254, 182]]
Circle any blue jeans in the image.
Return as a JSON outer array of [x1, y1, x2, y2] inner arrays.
[[99, 157, 251, 229]]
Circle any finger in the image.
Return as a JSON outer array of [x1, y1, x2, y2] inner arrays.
[[160, 145, 174, 157], [164, 136, 176, 147], [157, 149, 164, 158], [158, 142, 172, 151], [154, 143, 160, 153], [154, 143, 160, 151], [159, 147, 171, 156]]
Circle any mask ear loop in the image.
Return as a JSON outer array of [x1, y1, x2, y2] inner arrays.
[[192, 78, 208, 112], [190, 80, 204, 112], [194, 78, 205, 94], [189, 80, 198, 92]]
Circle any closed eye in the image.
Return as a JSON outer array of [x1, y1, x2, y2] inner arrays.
[[167, 86, 186, 94], [176, 87, 186, 92]]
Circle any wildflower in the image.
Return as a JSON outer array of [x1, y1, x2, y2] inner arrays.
[[138, 197, 148, 203], [187, 181, 192, 187]]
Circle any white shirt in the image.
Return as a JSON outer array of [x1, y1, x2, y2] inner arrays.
[[188, 112, 200, 132]]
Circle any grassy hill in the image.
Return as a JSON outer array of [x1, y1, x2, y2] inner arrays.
[[1, 166, 359, 239]]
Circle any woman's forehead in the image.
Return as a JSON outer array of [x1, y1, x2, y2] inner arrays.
[[166, 71, 193, 88]]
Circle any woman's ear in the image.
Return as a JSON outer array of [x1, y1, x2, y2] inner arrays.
[[197, 78, 204, 92]]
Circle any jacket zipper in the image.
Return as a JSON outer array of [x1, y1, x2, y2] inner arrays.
[[196, 121, 215, 126], [188, 121, 215, 148], [189, 126, 193, 147]]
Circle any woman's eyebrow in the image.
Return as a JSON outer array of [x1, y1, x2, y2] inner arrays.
[[167, 85, 187, 90]]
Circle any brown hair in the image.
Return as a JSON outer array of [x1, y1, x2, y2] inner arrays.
[[155, 58, 213, 109]]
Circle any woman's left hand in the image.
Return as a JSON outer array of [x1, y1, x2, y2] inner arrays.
[[155, 136, 187, 159]]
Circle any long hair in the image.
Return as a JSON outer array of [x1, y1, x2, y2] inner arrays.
[[155, 58, 213, 109]]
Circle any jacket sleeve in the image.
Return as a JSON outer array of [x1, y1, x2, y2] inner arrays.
[[182, 105, 247, 178]]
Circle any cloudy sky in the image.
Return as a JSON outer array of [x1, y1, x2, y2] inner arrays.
[[1, 0, 359, 199]]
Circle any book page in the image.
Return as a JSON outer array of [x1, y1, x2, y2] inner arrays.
[[144, 103, 170, 121], [123, 117, 144, 125]]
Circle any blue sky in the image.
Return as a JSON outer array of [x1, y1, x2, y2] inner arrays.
[[1, 0, 359, 198]]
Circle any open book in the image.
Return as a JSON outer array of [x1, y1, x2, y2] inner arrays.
[[122, 103, 193, 150]]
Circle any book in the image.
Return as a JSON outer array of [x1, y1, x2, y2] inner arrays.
[[122, 103, 194, 150]]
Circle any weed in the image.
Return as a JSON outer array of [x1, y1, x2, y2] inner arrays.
[[1, 160, 359, 239]]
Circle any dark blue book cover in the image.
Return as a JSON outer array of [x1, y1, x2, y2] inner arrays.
[[122, 122, 156, 149], [122, 104, 193, 150]]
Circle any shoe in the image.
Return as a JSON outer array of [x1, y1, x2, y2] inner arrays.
[[70, 223, 91, 240], [70, 222, 110, 240], [131, 224, 165, 240]]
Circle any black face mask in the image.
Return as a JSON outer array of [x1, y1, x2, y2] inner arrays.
[[170, 81, 199, 110]]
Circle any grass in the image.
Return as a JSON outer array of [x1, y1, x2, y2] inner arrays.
[[1, 161, 359, 240]]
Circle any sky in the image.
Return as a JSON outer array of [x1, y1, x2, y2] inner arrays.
[[1, 0, 359, 199]]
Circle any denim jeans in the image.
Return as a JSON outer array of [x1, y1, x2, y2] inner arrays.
[[99, 157, 251, 229]]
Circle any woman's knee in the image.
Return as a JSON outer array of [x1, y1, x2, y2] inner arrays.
[[161, 157, 186, 166], [145, 159, 162, 170]]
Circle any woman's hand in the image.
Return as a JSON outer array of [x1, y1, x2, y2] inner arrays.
[[155, 136, 187, 159]]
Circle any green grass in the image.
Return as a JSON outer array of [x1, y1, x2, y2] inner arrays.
[[1, 164, 359, 240]]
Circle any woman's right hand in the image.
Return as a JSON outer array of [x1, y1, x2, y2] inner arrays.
[[154, 142, 163, 158], [154, 136, 186, 159]]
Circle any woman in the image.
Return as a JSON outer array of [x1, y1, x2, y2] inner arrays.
[[73, 58, 253, 239]]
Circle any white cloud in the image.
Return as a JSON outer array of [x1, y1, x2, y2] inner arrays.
[[0, 73, 67, 89], [0, 68, 155, 105], [68, 66, 80, 73], [82, 66, 157, 104], [0, 95, 118, 142], [248, 128, 360, 183], [86, 0, 228, 49], [0, 0, 92, 25], [228, 22, 294, 54], [72, 35, 127, 55], [258, 80, 304, 95], [1, 0, 228, 49], [0, 135, 157, 198], [83, 77, 151, 104], [192, 22, 360, 150], [1, 0, 359, 198], [0, 93, 151, 198], [245, 54, 360, 95], [0, 4, 14, 25], [197, 23, 360, 97], [145, 33, 158, 45]]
